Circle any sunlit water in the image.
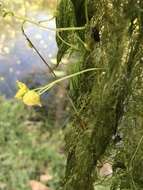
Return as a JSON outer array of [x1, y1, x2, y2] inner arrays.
[[0, 5, 58, 98]]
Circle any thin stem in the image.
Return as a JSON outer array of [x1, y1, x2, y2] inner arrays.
[[21, 21, 56, 77], [130, 135, 143, 167], [38, 67, 106, 94], [38, 16, 55, 24], [76, 35, 90, 51], [10, 12, 86, 32], [57, 32, 79, 50]]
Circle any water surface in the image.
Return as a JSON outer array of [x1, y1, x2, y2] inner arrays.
[[0, 0, 58, 97]]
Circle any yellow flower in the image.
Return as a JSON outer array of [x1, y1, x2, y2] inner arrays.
[[23, 90, 42, 107], [15, 81, 29, 99]]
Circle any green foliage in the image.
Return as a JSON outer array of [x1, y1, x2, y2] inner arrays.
[[0, 97, 65, 190]]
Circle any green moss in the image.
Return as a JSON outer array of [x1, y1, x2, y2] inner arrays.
[[56, 0, 143, 190]]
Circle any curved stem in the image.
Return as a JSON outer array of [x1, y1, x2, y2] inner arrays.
[[38, 67, 106, 94], [57, 32, 79, 50], [9, 11, 86, 32]]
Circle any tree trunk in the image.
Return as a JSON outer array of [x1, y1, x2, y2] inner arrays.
[[56, 0, 143, 189]]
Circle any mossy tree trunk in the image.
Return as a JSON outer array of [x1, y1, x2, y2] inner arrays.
[[56, 0, 143, 189]]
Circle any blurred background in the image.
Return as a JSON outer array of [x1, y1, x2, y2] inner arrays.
[[0, 1, 68, 190], [0, 0, 58, 97]]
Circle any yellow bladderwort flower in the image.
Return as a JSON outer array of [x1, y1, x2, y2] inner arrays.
[[15, 68, 104, 106], [23, 90, 42, 107], [15, 81, 29, 99]]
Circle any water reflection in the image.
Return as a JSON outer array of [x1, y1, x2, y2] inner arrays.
[[0, 0, 57, 98]]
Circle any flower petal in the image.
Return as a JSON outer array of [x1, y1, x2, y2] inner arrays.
[[23, 90, 42, 107], [15, 81, 29, 99]]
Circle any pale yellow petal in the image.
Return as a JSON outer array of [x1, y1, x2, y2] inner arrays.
[[23, 90, 42, 106], [15, 81, 29, 99], [16, 81, 28, 90]]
